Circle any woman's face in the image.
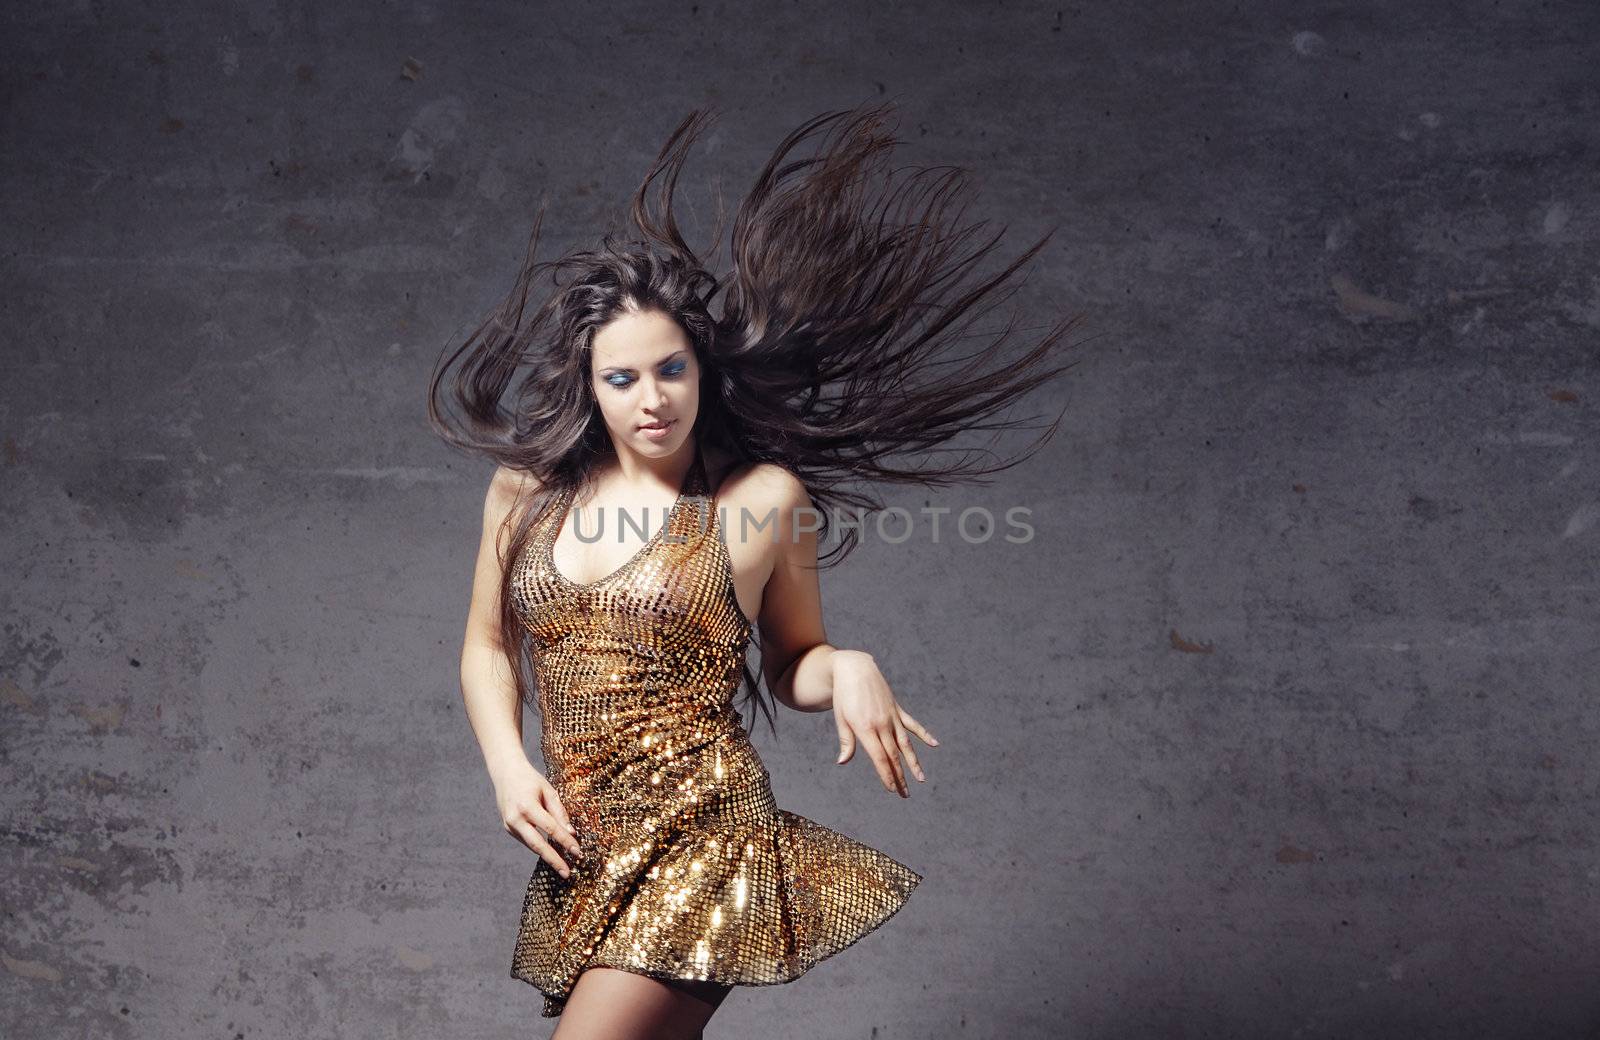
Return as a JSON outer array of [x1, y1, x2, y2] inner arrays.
[[588, 307, 701, 460]]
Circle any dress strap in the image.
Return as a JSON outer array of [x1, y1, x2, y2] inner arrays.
[[668, 439, 710, 543], [530, 482, 572, 569], [686, 438, 710, 497]]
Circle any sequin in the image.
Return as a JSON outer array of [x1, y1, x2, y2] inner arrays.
[[506, 445, 922, 1017]]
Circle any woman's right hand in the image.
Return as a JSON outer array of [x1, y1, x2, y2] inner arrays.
[[492, 758, 584, 879]]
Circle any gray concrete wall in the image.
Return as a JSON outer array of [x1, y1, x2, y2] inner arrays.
[[3, 1, 1597, 1037]]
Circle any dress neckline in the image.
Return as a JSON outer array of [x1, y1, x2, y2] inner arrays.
[[544, 444, 706, 591]]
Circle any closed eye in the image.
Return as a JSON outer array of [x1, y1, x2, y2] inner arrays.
[[604, 358, 689, 390]]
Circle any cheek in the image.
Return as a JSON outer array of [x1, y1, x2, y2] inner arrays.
[[592, 384, 630, 425]]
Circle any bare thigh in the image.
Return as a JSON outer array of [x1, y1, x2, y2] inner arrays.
[[551, 967, 733, 1040]]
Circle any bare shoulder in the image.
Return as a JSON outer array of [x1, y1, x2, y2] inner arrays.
[[485, 464, 542, 525], [709, 457, 810, 514]]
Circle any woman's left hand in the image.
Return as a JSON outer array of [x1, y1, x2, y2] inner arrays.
[[830, 649, 939, 797]]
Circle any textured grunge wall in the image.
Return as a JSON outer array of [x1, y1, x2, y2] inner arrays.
[[4, 2, 1598, 1038]]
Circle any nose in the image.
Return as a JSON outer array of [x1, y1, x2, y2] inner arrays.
[[642, 379, 669, 409]]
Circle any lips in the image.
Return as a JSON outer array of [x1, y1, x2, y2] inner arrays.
[[639, 419, 675, 431]]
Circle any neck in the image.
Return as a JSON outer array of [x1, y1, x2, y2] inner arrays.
[[606, 438, 698, 492]]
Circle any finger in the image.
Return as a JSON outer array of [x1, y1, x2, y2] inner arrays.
[[537, 782, 579, 838], [862, 731, 904, 797], [512, 820, 571, 878], [835, 718, 856, 765], [894, 722, 927, 782], [876, 724, 908, 796], [508, 806, 573, 859], [898, 708, 939, 746], [536, 794, 582, 855], [535, 807, 583, 858]]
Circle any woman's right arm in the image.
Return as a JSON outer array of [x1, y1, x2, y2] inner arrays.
[[460, 465, 582, 877]]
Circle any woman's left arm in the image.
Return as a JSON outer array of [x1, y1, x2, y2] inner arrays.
[[756, 470, 940, 797]]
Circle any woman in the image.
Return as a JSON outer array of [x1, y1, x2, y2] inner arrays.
[[429, 103, 1082, 1038]]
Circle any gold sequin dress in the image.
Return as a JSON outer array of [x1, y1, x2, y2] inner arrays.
[[506, 447, 922, 1017]]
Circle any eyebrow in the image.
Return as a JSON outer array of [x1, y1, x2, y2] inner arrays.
[[597, 350, 688, 375]]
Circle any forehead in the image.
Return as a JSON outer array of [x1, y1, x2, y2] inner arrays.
[[591, 309, 691, 368]]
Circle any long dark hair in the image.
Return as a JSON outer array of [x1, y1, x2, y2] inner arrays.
[[428, 102, 1088, 735]]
